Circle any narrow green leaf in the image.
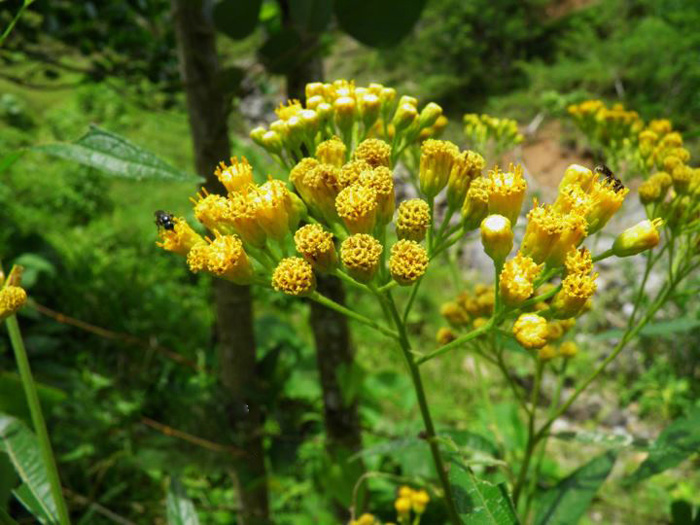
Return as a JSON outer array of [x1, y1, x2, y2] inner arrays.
[[0, 415, 57, 524], [450, 461, 519, 525], [213, 0, 262, 40], [166, 478, 200, 525], [335, 0, 428, 48], [624, 408, 700, 485], [534, 450, 617, 525], [13, 483, 53, 524], [33, 126, 200, 182]]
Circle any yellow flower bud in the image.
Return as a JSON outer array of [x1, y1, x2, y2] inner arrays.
[[419, 139, 459, 198], [480, 214, 513, 263], [340, 159, 372, 188], [487, 164, 527, 226], [398, 486, 413, 498], [392, 103, 418, 132], [354, 138, 392, 168], [334, 96, 356, 133], [461, 178, 490, 230], [396, 198, 431, 242], [206, 234, 255, 284], [513, 313, 548, 349], [340, 234, 383, 283], [559, 341, 579, 358], [418, 102, 443, 129], [336, 185, 379, 234], [316, 136, 347, 167], [552, 273, 597, 318], [586, 177, 629, 235], [249, 126, 266, 148], [305, 82, 325, 100], [649, 119, 672, 135], [663, 155, 682, 173], [440, 302, 470, 326], [672, 164, 692, 194], [251, 180, 292, 241], [447, 150, 484, 210], [520, 203, 564, 264], [499, 253, 542, 307], [638, 178, 662, 205], [473, 316, 489, 329], [0, 286, 27, 321], [538, 344, 558, 361], [411, 489, 430, 514], [360, 93, 381, 129], [304, 163, 344, 223], [157, 218, 204, 257], [214, 157, 254, 194], [612, 218, 663, 257], [294, 224, 337, 273], [395, 497, 412, 516], [437, 327, 457, 345], [558, 164, 595, 193], [306, 95, 324, 110], [272, 257, 316, 296], [353, 513, 377, 525], [227, 191, 268, 247], [389, 240, 429, 285]]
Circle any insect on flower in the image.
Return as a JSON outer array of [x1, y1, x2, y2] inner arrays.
[[595, 164, 625, 193], [154, 210, 176, 231]]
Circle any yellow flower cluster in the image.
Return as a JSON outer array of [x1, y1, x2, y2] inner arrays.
[[463, 113, 524, 157], [567, 100, 642, 157], [0, 285, 27, 322], [250, 80, 447, 168], [439, 283, 495, 338], [395, 486, 430, 523]]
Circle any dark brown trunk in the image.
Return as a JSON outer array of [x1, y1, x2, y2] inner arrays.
[[171, 1, 269, 523], [280, 17, 365, 514]]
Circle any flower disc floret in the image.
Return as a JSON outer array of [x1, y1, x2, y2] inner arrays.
[[215, 157, 253, 193], [396, 199, 431, 242], [335, 185, 379, 234], [294, 224, 337, 273], [340, 234, 383, 282], [315, 136, 347, 167], [389, 240, 429, 285], [499, 253, 542, 307], [354, 138, 392, 168], [487, 163, 527, 225], [272, 257, 316, 296]]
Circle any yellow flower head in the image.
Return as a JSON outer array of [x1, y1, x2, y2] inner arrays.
[[227, 191, 267, 247], [340, 159, 373, 188], [157, 218, 204, 257], [672, 164, 692, 195], [552, 273, 598, 318], [447, 150, 484, 210], [480, 214, 513, 263], [192, 190, 235, 234], [395, 199, 431, 242], [294, 224, 337, 273], [651, 171, 673, 192], [336, 185, 379, 234], [638, 178, 663, 205], [206, 234, 254, 284], [0, 285, 27, 321], [440, 301, 470, 326], [272, 257, 316, 296], [437, 327, 457, 345], [315, 136, 347, 167], [538, 344, 558, 361], [395, 497, 412, 516], [649, 119, 672, 136], [564, 247, 593, 277], [250, 180, 292, 241], [553, 183, 593, 216], [352, 514, 378, 525], [340, 234, 383, 283], [559, 341, 579, 358], [520, 202, 564, 264], [461, 177, 490, 230], [487, 164, 527, 225], [333, 96, 357, 132], [419, 139, 459, 198], [660, 132, 683, 148], [290, 158, 320, 203], [547, 213, 588, 268], [389, 240, 429, 285], [304, 163, 343, 223], [513, 313, 548, 349], [663, 155, 682, 173], [215, 157, 254, 193], [558, 164, 595, 194], [355, 138, 392, 168], [411, 489, 430, 514], [586, 177, 629, 235], [275, 99, 303, 121], [613, 218, 663, 257], [499, 253, 542, 307], [186, 242, 210, 273], [359, 166, 395, 225]]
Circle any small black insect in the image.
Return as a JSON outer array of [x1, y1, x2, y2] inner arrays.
[[154, 210, 175, 231], [595, 164, 625, 193]]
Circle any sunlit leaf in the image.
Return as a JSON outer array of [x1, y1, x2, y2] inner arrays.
[[450, 461, 519, 525], [166, 478, 200, 525], [33, 126, 200, 182], [534, 450, 617, 525]]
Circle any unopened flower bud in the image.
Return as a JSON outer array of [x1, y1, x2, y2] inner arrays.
[[612, 218, 663, 257], [480, 214, 513, 263], [538, 345, 558, 361], [250, 126, 266, 148], [272, 257, 316, 296], [559, 341, 578, 358], [418, 102, 443, 129], [0, 286, 27, 321], [316, 137, 347, 167], [389, 240, 429, 285], [392, 103, 418, 132], [340, 234, 383, 283], [513, 313, 548, 349], [294, 224, 337, 273], [461, 178, 490, 230], [419, 139, 459, 198], [334, 96, 356, 134], [396, 198, 431, 242], [437, 327, 457, 345]]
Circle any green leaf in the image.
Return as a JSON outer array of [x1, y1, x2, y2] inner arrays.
[[33, 126, 200, 182], [0, 507, 19, 525], [334, 0, 428, 48], [258, 27, 303, 75], [14, 484, 53, 524], [450, 461, 519, 525], [534, 450, 617, 525], [551, 429, 650, 450], [0, 415, 57, 524], [289, 0, 333, 34], [0, 150, 25, 175], [166, 478, 200, 525], [0, 372, 66, 424], [593, 318, 700, 341], [213, 0, 262, 40], [624, 408, 700, 485]]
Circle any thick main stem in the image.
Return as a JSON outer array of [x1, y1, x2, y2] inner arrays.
[[383, 293, 462, 525], [6, 315, 71, 524]]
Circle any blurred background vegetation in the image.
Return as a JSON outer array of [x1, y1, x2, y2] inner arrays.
[[1, 0, 699, 523]]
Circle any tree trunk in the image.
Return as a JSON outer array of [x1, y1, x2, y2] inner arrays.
[[171, 1, 269, 523], [280, 15, 365, 514]]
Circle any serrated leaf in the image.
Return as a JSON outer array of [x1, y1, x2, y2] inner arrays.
[[334, 0, 428, 48], [213, 0, 262, 40], [534, 450, 617, 525], [0, 415, 57, 524], [167, 478, 200, 525], [289, 0, 332, 34], [624, 408, 700, 485], [33, 126, 200, 182], [450, 461, 519, 525]]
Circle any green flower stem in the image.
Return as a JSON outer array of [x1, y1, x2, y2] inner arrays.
[[5, 315, 71, 525], [402, 278, 423, 324], [333, 269, 374, 294], [592, 248, 614, 263], [377, 280, 399, 293], [627, 249, 654, 329], [416, 319, 494, 365], [382, 292, 462, 525], [426, 198, 436, 252], [308, 292, 398, 340]]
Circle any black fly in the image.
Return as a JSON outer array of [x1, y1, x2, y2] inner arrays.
[[154, 210, 175, 231], [595, 164, 625, 193]]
